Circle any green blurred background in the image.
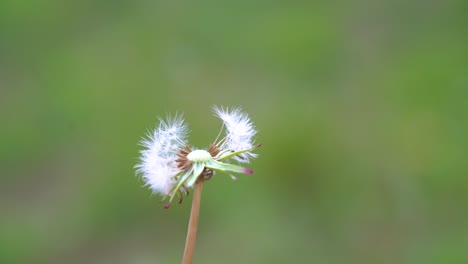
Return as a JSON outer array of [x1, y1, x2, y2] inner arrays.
[[1, 1, 467, 263]]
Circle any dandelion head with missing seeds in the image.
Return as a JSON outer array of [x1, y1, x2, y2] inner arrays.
[[135, 106, 261, 208]]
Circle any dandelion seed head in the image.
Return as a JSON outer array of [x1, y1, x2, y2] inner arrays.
[[136, 106, 261, 207]]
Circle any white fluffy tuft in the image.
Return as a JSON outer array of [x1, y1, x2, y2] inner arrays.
[[214, 106, 257, 163], [135, 114, 188, 195]]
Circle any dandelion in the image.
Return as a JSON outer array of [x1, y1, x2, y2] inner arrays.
[[136, 106, 260, 207], [135, 106, 261, 264]]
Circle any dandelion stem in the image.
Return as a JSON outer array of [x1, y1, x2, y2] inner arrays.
[[182, 181, 203, 264]]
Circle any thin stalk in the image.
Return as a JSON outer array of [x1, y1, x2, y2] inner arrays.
[[182, 181, 203, 264]]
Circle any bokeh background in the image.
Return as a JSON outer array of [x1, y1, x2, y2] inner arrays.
[[1, 1, 467, 263]]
